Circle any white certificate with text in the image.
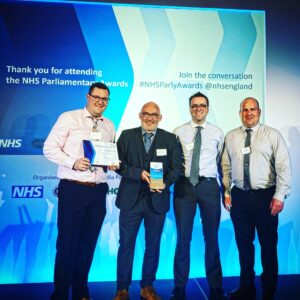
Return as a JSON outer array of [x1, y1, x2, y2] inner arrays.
[[83, 140, 119, 166]]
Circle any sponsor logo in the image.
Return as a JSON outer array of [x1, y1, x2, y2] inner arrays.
[[0, 139, 22, 148], [12, 185, 43, 198]]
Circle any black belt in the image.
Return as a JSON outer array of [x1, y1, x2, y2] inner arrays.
[[63, 179, 99, 187], [234, 185, 275, 193], [199, 176, 215, 181]]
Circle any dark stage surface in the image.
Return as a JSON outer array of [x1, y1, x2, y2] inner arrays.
[[0, 275, 299, 299]]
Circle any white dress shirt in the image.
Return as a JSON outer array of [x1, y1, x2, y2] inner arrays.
[[174, 121, 224, 178], [222, 123, 292, 201], [43, 107, 115, 183]]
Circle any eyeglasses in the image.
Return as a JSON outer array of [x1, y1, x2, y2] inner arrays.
[[191, 103, 207, 110], [89, 94, 110, 104], [141, 112, 160, 119], [241, 108, 259, 113]]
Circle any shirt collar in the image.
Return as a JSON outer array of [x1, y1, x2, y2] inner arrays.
[[241, 123, 260, 133], [83, 106, 103, 121], [141, 127, 157, 136], [190, 120, 207, 129]]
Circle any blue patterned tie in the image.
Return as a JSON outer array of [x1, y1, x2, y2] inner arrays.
[[243, 129, 252, 190], [92, 119, 98, 132], [143, 132, 153, 153], [190, 126, 202, 186]]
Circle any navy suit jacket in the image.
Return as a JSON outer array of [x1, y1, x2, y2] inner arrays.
[[115, 127, 182, 213]]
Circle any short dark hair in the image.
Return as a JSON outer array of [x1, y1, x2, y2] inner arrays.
[[89, 82, 110, 96], [189, 91, 209, 107]]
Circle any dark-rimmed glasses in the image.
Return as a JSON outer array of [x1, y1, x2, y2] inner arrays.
[[141, 112, 160, 119], [89, 94, 110, 104], [191, 103, 207, 110]]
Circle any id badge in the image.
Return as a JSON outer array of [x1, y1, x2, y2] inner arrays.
[[90, 131, 102, 141], [156, 149, 167, 156], [241, 146, 251, 155]]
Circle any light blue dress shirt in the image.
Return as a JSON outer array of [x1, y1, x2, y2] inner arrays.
[[174, 121, 224, 178]]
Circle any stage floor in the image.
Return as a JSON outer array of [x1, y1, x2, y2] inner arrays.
[[0, 275, 299, 299]]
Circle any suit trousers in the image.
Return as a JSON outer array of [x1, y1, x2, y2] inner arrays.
[[173, 177, 223, 289], [116, 192, 166, 290], [51, 179, 108, 300], [230, 186, 278, 293]]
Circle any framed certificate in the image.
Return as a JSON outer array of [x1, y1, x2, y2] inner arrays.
[[83, 140, 119, 166]]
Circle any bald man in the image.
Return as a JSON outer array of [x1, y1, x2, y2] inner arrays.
[[222, 97, 291, 300], [113, 102, 182, 300]]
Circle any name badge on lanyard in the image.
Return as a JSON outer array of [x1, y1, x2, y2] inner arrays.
[[241, 146, 251, 155], [90, 131, 102, 141]]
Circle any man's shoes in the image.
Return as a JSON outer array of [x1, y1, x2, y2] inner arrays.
[[140, 286, 161, 300], [228, 284, 256, 300], [209, 287, 227, 300], [113, 289, 130, 300], [169, 287, 186, 300]]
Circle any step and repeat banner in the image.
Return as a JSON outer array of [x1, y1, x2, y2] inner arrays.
[[0, 0, 269, 283]]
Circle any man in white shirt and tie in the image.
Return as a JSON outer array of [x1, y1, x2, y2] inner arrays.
[[170, 92, 225, 300], [222, 97, 292, 300], [44, 82, 116, 300]]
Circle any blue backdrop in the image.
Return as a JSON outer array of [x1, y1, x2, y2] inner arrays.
[[0, 0, 299, 284]]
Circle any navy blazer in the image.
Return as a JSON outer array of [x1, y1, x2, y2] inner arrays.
[[115, 127, 182, 213]]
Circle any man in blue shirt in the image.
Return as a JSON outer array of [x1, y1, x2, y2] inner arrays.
[[170, 92, 225, 300]]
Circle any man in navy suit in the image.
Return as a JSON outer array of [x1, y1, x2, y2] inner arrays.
[[113, 102, 182, 300]]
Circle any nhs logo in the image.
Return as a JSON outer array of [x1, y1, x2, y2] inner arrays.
[[0, 139, 22, 148], [12, 186, 43, 198]]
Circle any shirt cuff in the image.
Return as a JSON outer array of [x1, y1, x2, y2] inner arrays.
[[224, 191, 230, 198], [64, 156, 77, 170], [273, 192, 285, 203]]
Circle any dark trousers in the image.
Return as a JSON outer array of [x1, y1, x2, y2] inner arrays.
[[230, 186, 278, 293], [116, 193, 166, 290], [173, 177, 223, 289], [51, 179, 108, 300]]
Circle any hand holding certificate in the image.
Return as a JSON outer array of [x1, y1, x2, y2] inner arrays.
[[83, 140, 119, 166]]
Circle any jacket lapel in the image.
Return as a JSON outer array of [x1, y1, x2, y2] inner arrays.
[[150, 128, 163, 159], [135, 127, 145, 166]]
